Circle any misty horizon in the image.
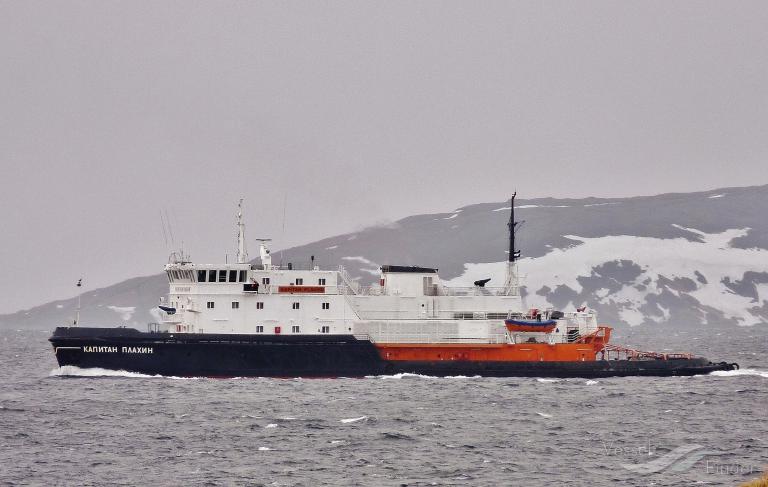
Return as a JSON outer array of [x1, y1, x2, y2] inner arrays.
[[2, 2, 767, 314]]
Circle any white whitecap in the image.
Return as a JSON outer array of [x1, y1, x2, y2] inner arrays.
[[585, 380, 599, 385], [265, 424, 278, 428], [50, 366, 155, 378], [536, 412, 552, 418], [340, 416, 368, 423], [377, 372, 437, 379], [708, 368, 768, 378], [49, 366, 196, 380], [258, 447, 271, 451]]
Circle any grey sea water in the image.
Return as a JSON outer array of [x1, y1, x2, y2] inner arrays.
[[1, 325, 767, 486]]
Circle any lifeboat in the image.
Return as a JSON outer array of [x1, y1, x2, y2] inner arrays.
[[504, 318, 557, 333]]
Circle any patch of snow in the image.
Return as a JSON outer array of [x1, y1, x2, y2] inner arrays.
[[445, 226, 767, 326], [347, 235, 357, 241], [618, 307, 646, 326], [107, 306, 135, 321], [342, 256, 379, 275], [443, 213, 459, 220], [496, 204, 570, 210], [56, 304, 64, 309], [708, 194, 726, 199], [583, 202, 621, 207], [342, 256, 376, 266], [325, 245, 338, 250]]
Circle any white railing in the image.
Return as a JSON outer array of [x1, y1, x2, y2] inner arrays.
[[372, 333, 508, 344], [426, 286, 513, 297], [338, 265, 360, 294]]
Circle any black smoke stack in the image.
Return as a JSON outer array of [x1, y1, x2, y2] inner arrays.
[[508, 193, 518, 263]]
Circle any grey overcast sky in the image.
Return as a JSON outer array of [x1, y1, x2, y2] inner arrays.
[[1, 1, 767, 314]]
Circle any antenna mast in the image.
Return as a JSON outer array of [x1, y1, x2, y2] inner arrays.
[[504, 193, 521, 295], [73, 278, 83, 327], [236, 198, 248, 264], [508, 192, 517, 263]]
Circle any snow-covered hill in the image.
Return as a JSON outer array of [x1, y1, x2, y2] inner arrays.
[[2, 184, 767, 330]]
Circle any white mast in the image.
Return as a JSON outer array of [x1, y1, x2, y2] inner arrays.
[[74, 278, 82, 326], [236, 198, 248, 264]]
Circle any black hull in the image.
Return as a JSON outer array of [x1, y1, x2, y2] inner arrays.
[[50, 327, 738, 379]]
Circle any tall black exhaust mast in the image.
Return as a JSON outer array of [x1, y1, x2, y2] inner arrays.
[[503, 193, 522, 295], [508, 192, 521, 262]]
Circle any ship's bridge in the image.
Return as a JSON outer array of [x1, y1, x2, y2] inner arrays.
[[164, 263, 252, 285]]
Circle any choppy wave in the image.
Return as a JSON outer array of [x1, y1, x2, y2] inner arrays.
[[708, 368, 768, 378]]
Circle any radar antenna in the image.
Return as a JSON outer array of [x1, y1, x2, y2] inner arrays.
[[236, 198, 248, 264]]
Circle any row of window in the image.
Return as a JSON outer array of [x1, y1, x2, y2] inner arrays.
[[169, 271, 329, 286], [197, 270, 248, 283], [254, 325, 331, 334], [204, 301, 330, 310], [291, 278, 327, 285]]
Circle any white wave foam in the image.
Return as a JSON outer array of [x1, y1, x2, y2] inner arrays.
[[536, 412, 552, 418], [50, 366, 156, 378], [49, 366, 197, 380], [258, 447, 271, 451], [708, 368, 768, 378], [376, 373, 438, 379], [536, 378, 560, 383], [585, 380, 599, 385], [265, 424, 278, 428], [340, 416, 368, 423]]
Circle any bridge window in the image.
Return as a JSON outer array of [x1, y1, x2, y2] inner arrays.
[[295, 278, 303, 285], [238, 270, 246, 282], [229, 270, 237, 282], [292, 302, 300, 310], [209, 270, 216, 282], [256, 325, 264, 333], [197, 270, 207, 282], [256, 302, 264, 309], [321, 326, 330, 334], [318, 278, 326, 285], [322, 302, 330, 310], [207, 301, 215, 309], [231, 301, 239, 309], [218, 270, 227, 282], [292, 325, 300, 333]]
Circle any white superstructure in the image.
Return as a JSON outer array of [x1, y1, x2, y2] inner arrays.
[[155, 203, 599, 344]]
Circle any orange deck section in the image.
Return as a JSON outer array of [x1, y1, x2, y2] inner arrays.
[[375, 342, 603, 362]]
